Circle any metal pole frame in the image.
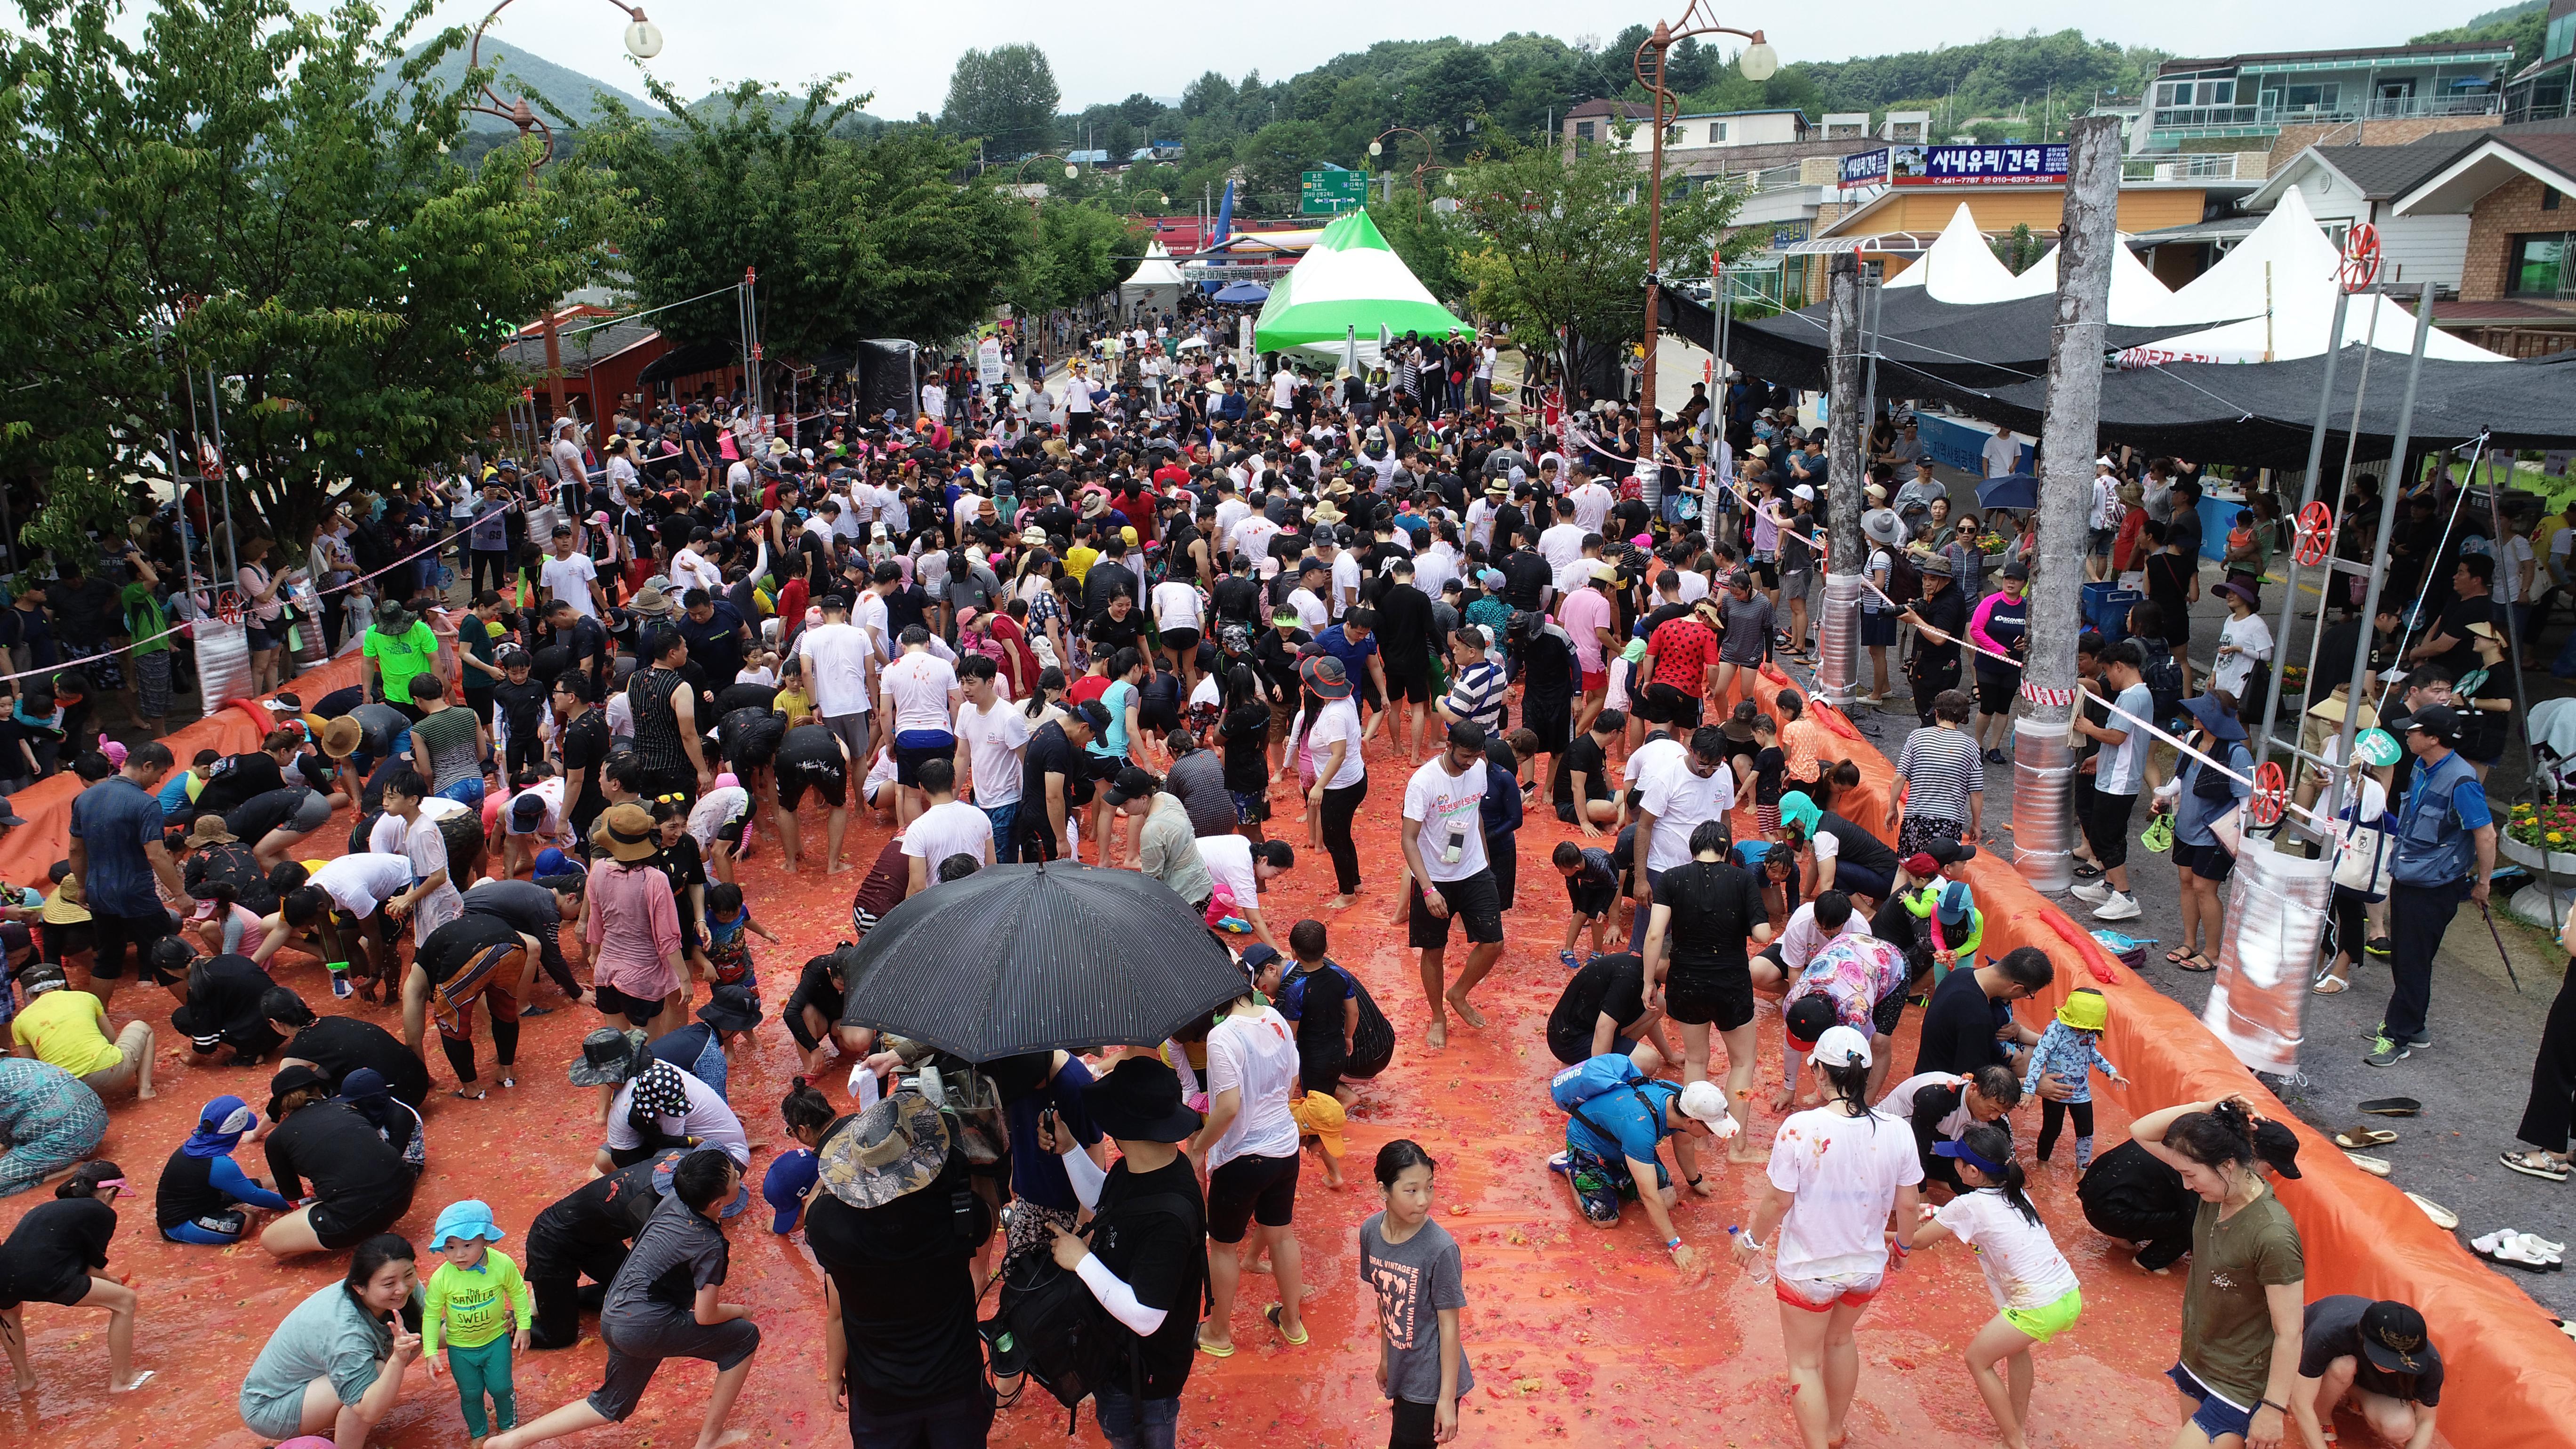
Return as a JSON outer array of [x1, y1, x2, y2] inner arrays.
[[2330, 281, 2436, 788], [2250, 287, 2349, 777], [207, 366, 241, 604]]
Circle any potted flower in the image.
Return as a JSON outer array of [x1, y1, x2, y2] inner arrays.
[[2500, 800, 2576, 884]]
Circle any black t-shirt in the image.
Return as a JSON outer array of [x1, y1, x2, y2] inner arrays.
[[1086, 610, 1145, 658], [1021, 722, 1079, 818], [641, 1022, 718, 1078], [677, 604, 752, 685], [2075, 1138, 2190, 1222], [0, 1198, 116, 1306], [1500, 550, 1553, 611], [1818, 812, 1901, 879], [1286, 961, 1352, 1063], [2434, 594, 2499, 677], [1548, 952, 1649, 1059], [806, 1169, 991, 1414], [776, 723, 846, 778], [2298, 1296, 2444, 1406], [194, 751, 287, 818], [1914, 967, 2012, 1077], [1083, 561, 1141, 620], [265, 1099, 411, 1208], [1654, 859, 1765, 969], [1375, 582, 1434, 666], [559, 710, 612, 821], [1553, 734, 1610, 806], [1754, 746, 1787, 806], [492, 679, 549, 735], [285, 1015, 430, 1109], [653, 836, 707, 900], [1088, 1157, 1206, 1400], [224, 787, 310, 845], [1211, 574, 1264, 624], [718, 707, 788, 768], [418, 910, 522, 984], [713, 682, 777, 716]]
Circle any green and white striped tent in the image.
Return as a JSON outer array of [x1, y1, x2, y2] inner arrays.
[[1253, 208, 1467, 362]]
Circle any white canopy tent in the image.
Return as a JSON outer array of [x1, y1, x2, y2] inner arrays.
[[1119, 241, 1186, 316], [1884, 201, 2180, 327]]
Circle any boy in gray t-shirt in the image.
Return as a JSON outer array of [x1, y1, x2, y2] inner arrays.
[[1361, 1197, 1473, 1446]]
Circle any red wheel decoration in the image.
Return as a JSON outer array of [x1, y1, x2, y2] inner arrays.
[[2340, 224, 2382, 293], [2295, 500, 2334, 566], [2249, 761, 2288, 828]]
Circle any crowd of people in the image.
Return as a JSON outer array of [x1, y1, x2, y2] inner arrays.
[[0, 324, 2512, 1449]]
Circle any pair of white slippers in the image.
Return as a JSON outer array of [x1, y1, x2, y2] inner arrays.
[[2471, 1229, 2566, 1271]]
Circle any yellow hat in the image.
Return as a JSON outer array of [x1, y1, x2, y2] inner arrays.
[[1289, 1090, 1346, 1159], [2056, 988, 2108, 1033]]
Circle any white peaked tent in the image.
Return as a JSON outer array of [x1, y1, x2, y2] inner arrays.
[[2134, 186, 2505, 362], [1884, 204, 2025, 303], [1994, 234, 2180, 327], [1119, 241, 1186, 314]]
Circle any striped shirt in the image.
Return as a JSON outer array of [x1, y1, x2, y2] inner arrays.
[[1443, 660, 1508, 733], [1894, 724, 1984, 825]]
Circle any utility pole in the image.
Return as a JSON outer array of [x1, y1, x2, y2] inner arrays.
[[1817, 250, 1865, 706], [2013, 114, 2121, 893]]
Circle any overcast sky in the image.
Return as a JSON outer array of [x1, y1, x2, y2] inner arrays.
[[413, 0, 2500, 117]]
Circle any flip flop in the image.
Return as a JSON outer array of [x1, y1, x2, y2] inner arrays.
[[2163, 948, 2191, 965], [2311, 974, 2351, 995], [1193, 1330, 1236, 1358], [1264, 1302, 1310, 1346], [2359, 1098, 2423, 1117], [2503, 1150, 2573, 1183], [2406, 1192, 2459, 1231], [108, 1370, 153, 1393], [2071, 862, 2103, 880], [2343, 1151, 2391, 1177], [2175, 953, 2217, 974], [2334, 1128, 2398, 1149]]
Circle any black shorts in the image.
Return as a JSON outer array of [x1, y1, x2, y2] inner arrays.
[[1664, 960, 1755, 1030], [1382, 663, 1431, 706], [310, 1181, 415, 1251], [1751, 557, 1780, 589], [777, 761, 848, 811], [1860, 610, 1898, 647], [2174, 839, 2236, 884], [2084, 790, 2138, 869], [1205, 1151, 1300, 1243], [1872, 985, 1908, 1040], [1160, 628, 1200, 657], [88, 909, 177, 981], [1407, 869, 1505, 950], [594, 982, 665, 1026], [1976, 672, 2020, 716], [894, 737, 953, 787]]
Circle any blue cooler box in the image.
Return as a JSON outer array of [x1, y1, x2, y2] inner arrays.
[[2083, 582, 2141, 643]]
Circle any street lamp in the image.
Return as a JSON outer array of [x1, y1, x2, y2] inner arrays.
[[466, 0, 663, 427], [1634, 5, 1774, 430], [1367, 126, 1440, 203], [1010, 153, 1079, 210]]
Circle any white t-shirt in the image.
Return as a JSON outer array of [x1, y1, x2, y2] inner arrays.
[[902, 799, 995, 877], [955, 699, 1032, 806], [2550, 524, 2575, 586], [1637, 753, 1737, 873], [862, 746, 898, 802], [798, 621, 878, 718], [1203, 1006, 1301, 1170], [1765, 1105, 1924, 1282], [604, 1070, 749, 1165], [1569, 482, 1614, 536], [880, 652, 959, 733], [1538, 522, 1589, 574], [1232, 514, 1280, 564], [1624, 733, 1683, 789], [1152, 580, 1203, 633], [1402, 757, 1489, 884], [853, 592, 892, 657], [2213, 612, 2273, 700], [1303, 698, 1366, 790], [670, 547, 723, 596], [687, 786, 751, 851], [1981, 430, 2020, 478], [540, 553, 600, 620], [364, 796, 467, 855], [1674, 569, 1710, 605], [2099, 682, 2154, 795], [1286, 588, 1329, 633], [1197, 831, 1258, 908], [1932, 1188, 2081, 1312], [1329, 554, 1362, 616], [316, 848, 415, 916], [504, 777, 568, 839]]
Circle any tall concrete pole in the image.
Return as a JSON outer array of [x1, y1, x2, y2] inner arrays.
[[1816, 251, 1865, 706], [2013, 116, 2121, 892]]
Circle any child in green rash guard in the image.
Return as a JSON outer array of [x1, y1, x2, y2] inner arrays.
[[426, 1199, 533, 1449]]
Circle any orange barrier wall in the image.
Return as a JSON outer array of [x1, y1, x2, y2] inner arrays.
[[1754, 665, 2576, 1449], [0, 655, 368, 886]]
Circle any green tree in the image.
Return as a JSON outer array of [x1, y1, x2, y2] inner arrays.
[[1449, 137, 1746, 387], [0, 0, 608, 547], [583, 78, 1031, 358], [1010, 202, 1145, 318], [940, 44, 1060, 161], [1237, 121, 1334, 210]]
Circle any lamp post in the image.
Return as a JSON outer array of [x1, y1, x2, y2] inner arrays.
[[465, 0, 663, 430], [1011, 153, 1082, 210], [1633, 8, 1775, 432], [1367, 126, 1442, 207]]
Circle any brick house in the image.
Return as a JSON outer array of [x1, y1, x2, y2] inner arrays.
[[2392, 129, 2576, 353]]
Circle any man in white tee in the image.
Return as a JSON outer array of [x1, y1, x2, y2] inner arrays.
[[875, 625, 961, 830], [1629, 729, 1738, 950], [538, 527, 603, 622], [1399, 720, 1507, 1049], [951, 655, 1031, 862], [796, 594, 878, 771], [900, 756, 992, 896]]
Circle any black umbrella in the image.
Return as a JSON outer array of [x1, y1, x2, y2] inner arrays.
[[838, 861, 1246, 1062]]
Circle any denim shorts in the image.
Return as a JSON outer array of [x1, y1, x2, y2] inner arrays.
[[2166, 1361, 2254, 1441]]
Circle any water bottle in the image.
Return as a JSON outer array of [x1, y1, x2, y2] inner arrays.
[[1728, 1225, 1772, 1284]]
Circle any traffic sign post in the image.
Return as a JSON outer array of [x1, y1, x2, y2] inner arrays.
[[1300, 169, 1368, 215]]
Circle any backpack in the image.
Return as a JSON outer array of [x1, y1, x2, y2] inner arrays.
[[987, 1188, 1200, 1431], [1277, 959, 1396, 1080], [2135, 637, 2184, 732], [1549, 1054, 1669, 1151]]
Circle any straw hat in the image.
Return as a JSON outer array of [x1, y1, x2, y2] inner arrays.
[[598, 802, 661, 863], [184, 815, 238, 849], [319, 716, 363, 759], [628, 585, 675, 619]]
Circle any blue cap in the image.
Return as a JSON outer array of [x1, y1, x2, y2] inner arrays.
[[533, 847, 576, 878], [763, 1149, 821, 1234], [1936, 881, 1976, 926], [429, 1199, 505, 1249], [1239, 943, 1281, 975]]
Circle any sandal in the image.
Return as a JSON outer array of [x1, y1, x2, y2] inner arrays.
[[2071, 862, 2103, 880], [2359, 1097, 2423, 1117], [2502, 1150, 2573, 1183], [2311, 973, 2351, 995], [2343, 1151, 2391, 1177], [1264, 1301, 1310, 1346], [1193, 1329, 1236, 1358], [2334, 1128, 2398, 1149], [2164, 948, 2192, 965], [2175, 952, 2217, 974], [453, 1087, 488, 1101], [2406, 1192, 2459, 1231]]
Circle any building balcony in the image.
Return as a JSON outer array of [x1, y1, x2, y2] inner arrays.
[[2121, 151, 2270, 182], [2149, 91, 2500, 137]]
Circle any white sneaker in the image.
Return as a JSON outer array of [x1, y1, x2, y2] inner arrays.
[[2093, 892, 2143, 922], [2070, 881, 2113, 905]]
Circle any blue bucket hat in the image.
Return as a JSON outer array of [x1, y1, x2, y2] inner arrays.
[[1936, 881, 1976, 926], [2177, 693, 2247, 743], [429, 1199, 506, 1249]]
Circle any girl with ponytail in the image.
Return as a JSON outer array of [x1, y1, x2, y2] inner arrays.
[[1903, 1123, 2081, 1449], [2131, 1095, 2307, 1449]]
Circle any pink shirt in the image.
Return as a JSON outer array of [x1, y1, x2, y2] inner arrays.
[[1558, 587, 1615, 673], [584, 860, 681, 1002]]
